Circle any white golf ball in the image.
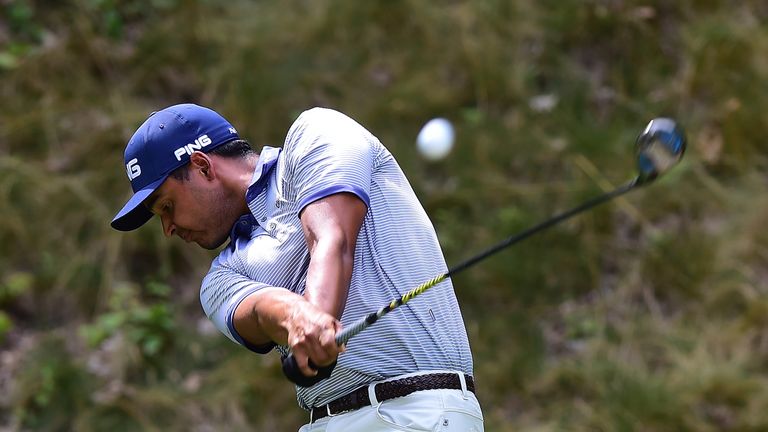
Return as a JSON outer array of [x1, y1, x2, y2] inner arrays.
[[416, 118, 454, 161]]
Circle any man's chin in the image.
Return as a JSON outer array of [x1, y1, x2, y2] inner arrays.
[[196, 235, 228, 250]]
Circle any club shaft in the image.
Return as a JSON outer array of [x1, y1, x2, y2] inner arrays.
[[335, 177, 642, 346], [447, 178, 640, 276]]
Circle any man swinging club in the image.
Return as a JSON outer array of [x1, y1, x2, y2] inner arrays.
[[111, 103, 484, 431]]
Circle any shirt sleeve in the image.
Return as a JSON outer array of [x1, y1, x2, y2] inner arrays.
[[284, 108, 378, 213], [200, 259, 277, 354]]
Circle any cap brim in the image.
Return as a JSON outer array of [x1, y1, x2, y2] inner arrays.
[[110, 176, 167, 231]]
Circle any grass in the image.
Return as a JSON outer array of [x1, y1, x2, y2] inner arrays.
[[1, 0, 767, 430]]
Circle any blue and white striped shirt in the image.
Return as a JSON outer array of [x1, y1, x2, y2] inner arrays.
[[200, 108, 474, 410]]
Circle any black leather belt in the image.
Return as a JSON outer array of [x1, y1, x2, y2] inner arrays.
[[310, 373, 475, 423]]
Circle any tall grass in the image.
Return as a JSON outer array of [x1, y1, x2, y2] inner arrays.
[[1, 0, 767, 430]]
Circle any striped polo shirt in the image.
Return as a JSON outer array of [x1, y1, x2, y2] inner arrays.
[[200, 108, 474, 410]]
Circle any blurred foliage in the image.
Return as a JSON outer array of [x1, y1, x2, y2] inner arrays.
[[79, 281, 175, 366], [0, 0, 767, 430]]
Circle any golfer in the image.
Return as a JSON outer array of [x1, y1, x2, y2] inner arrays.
[[111, 104, 484, 431]]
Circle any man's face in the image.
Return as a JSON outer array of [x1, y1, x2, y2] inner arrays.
[[145, 163, 237, 250]]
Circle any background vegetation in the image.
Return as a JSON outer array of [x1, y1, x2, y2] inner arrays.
[[1, 0, 767, 430]]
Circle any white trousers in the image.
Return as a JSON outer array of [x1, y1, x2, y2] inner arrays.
[[299, 375, 484, 432]]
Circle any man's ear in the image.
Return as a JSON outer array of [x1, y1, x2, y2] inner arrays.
[[189, 152, 214, 180]]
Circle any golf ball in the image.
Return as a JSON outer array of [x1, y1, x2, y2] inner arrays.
[[416, 118, 454, 161]]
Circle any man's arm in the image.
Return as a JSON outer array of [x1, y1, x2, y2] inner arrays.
[[232, 192, 367, 377], [232, 287, 342, 366], [299, 192, 367, 318]]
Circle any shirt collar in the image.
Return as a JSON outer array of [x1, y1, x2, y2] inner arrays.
[[228, 213, 257, 247], [245, 146, 281, 202], [227, 146, 281, 246]]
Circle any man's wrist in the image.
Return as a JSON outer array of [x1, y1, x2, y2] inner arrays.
[[250, 287, 303, 346]]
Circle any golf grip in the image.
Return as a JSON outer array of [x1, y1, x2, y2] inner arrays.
[[281, 356, 337, 388], [283, 178, 641, 386]]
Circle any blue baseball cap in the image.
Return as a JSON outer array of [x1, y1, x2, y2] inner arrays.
[[111, 103, 240, 231]]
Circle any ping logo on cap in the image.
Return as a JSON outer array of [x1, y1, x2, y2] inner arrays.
[[126, 158, 141, 180], [174, 134, 212, 161]]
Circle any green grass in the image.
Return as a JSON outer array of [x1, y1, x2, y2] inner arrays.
[[1, 0, 767, 430]]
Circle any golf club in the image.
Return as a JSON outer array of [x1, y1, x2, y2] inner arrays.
[[283, 117, 687, 387]]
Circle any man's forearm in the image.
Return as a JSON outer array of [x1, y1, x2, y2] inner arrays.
[[233, 286, 342, 373], [233, 287, 309, 346], [303, 236, 353, 318], [299, 193, 367, 318]]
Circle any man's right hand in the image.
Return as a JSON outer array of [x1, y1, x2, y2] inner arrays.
[[283, 300, 344, 377], [232, 287, 344, 377]]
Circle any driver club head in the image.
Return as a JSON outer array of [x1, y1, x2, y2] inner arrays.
[[635, 118, 686, 184]]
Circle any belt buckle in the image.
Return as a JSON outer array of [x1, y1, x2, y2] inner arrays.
[[310, 403, 337, 424]]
